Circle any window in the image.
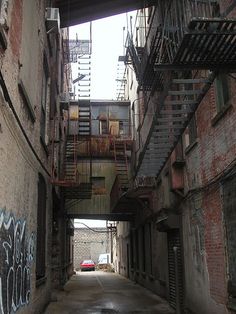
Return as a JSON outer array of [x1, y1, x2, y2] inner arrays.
[[99, 119, 108, 135], [185, 115, 197, 149], [215, 72, 230, 112], [119, 121, 124, 135], [36, 174, 47, 281], [40, 58, 49, 143], [91, 177, 105, 188], [189, 115, 197, 145], [91, 177, 106, 194]]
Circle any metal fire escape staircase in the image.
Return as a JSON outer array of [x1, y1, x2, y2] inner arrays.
[[113, 139, 129, 192], [63, 101, 92, 200], [137, 74, 214, 176], [126, 0, 236, 178]]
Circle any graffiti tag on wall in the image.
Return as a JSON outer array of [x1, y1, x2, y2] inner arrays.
[[0, 210, 35, 314]]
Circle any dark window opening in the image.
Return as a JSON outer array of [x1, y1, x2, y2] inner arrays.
[[91, 177, 105, 188], [119, 121, 124, 135], [215, 72, 230, 112], [189, 115, 197, 145], [100, 120, 108, 135], [36, 174, 47, 281], [92, 177, 106, 194]]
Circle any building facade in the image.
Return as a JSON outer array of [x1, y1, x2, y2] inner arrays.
[[0, 1, 236, 314], [0, 1, 72, 313], [114, 1, 236, 314]]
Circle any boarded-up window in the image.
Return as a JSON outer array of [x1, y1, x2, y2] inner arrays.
[[223, 176, 236, 298], [109, 120, 119, 136]]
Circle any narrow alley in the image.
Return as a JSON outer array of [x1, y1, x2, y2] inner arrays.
[[44, 271, 174, 314], [0, 1, 236, 314]]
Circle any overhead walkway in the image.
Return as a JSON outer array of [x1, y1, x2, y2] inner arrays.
[[55, 0, 156, 27]]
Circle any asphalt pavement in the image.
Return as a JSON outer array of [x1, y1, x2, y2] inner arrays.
[[44, 271, 175, 314]]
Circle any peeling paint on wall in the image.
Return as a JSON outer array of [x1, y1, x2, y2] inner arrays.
[[0, 210, 35, 314]]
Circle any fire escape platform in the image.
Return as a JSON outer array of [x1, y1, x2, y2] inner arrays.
[[173, 19, 236, 67]]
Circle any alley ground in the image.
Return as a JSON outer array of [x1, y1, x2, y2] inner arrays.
[[44, 271, 175, 314]]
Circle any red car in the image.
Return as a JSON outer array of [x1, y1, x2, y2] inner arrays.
[[80, 260, 96, 271]]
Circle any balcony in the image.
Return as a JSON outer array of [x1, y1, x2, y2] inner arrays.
[[156, 0, 236, 68], [126, 1, 236, 93]]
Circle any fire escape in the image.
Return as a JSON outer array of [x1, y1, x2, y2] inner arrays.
[[51, 100, 92, 200], [109, 121, 135, 214], [112, 139, 130, 191], [126, 0, 236, 178]]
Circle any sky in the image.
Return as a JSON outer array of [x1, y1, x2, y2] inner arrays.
[[69, 12, 134, 100], [70, 13, 135, 227], [74, 219, 107, 228]]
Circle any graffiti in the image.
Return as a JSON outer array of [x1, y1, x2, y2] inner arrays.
[[0, 210, 35, 314]]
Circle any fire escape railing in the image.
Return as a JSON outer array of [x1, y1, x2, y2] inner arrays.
[[155, 0, 236, 68], [51, 100, 92, 200], [125, 1, 236, 180], [126, 0, 236, 91], [109, 126, 133, 211]]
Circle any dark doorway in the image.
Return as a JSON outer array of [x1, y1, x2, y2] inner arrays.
[[167, 229, 184, 312]]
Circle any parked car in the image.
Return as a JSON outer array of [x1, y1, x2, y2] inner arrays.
[[97, 253, 111, 270], [80, 260, 96, 271], [98, 253, 110, 265]]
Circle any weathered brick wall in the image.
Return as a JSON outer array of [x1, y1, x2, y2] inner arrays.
[[125, 1, 236, 312], [74, 228, 110, 270], [0, 1, 67, 313]]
